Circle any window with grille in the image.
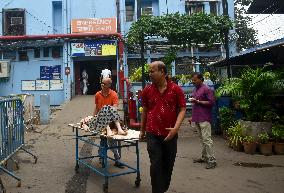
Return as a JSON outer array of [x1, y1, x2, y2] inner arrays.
[[3, 51, 16, 61], [210, 2, 218, 15], [125, 2, 135, 22], [34, 48, 40, 58], [185, 3, 204, 15], [141, 2, 153, 16], [19, 50, 28, 61], [2, 9, 26, 36], [43, 47, 50, 57], [52, 46, 61, 58]]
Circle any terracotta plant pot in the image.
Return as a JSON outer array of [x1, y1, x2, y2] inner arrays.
[[259, 143, 273, 156], [274, 143, 284, 155], [243, 142, 256, 155]]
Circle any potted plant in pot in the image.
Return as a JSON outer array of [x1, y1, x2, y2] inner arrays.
[[271, 124, 284, 155], [216, 67, 284, 138], [243, 135, 256, 155], [227, 122, 244, 151], [258, 132, 273, 156]]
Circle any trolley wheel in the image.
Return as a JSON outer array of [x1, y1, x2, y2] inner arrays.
[[75, 164, 79, 173], [135, 179, 141, 187], [17, 181, 21, 187], [103, 184, 108, 193]]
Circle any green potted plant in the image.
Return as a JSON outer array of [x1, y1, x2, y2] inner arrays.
[[219, 107, 236, 139], [258, 132, 273, 156], [242, 135, 256, 155], [227, 122, 244, 151], [216, 67, 284, 138], [271, 124, 284, 155]]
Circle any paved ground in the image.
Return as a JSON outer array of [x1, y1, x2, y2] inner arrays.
[[1, 95, 284, 193]]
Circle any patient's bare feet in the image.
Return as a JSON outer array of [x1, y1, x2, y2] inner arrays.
[[115, 121, 128, 135]]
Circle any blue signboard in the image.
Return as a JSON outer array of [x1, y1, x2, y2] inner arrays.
[[40, 66, 51, 80], [71, 40, 117, 57], [51, 65, 61, 80], [40, 65, 61, 80]]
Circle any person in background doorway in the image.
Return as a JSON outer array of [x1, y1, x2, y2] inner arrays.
[[81, 69, 88, 95], [140, 61, 186, 193], [189, 72, 217, 169], [94, 77, 124, 168]]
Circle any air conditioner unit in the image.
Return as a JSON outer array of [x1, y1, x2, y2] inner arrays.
[[0, 60, 11, 78], [11, 17, 23, 25], [3, 8, 26, 36]]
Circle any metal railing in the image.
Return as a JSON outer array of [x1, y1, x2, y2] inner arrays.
[[0, 97, 38, 192]]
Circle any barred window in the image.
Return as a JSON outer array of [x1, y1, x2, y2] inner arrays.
[[125, 2, 135, 22], [19, 50, 28, 61], [185, 3, 204, 15]]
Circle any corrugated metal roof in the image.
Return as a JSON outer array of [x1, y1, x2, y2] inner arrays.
[[210, 37, 284, 66]]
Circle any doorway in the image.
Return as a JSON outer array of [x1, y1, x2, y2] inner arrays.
[[74, 58, 117, 95]]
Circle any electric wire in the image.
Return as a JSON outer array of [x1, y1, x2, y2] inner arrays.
[[258, 27, 282, 37], [248, 2, 277, 20], [248, 5, 284, 27], [3, 0, 15, 8], [25, 10, 58, 33]]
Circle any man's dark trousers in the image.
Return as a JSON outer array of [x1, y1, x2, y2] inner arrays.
[[146, 132, 178, 193]]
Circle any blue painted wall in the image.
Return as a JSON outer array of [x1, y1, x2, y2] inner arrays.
[[0, 0, 118, 105], [0, 49, 64, 106]]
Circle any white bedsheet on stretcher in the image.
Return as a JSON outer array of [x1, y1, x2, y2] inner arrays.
[[109, 129, 140, 140]]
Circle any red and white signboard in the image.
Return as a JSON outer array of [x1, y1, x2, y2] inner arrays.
[[71, 18, 117, 34]]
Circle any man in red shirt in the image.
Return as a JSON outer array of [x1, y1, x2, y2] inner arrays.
[[140, 61, 186, 193], [189, 72, 217, 169]]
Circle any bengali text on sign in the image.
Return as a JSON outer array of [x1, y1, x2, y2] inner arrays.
[[71, 18, 117, 34]]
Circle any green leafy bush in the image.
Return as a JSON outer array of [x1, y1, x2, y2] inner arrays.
[[271, 124, 284, 142], [219, 107, 236, 131], [129, 64, 149, 82], [243, 135, 255, 143], [258, 133, 270, 144], [227, 122, 244, 146]]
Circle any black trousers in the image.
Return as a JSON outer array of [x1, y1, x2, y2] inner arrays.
[[146, 132, 178, 193]]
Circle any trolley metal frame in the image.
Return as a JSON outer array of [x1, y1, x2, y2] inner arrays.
[[69, 124, 141, 193]]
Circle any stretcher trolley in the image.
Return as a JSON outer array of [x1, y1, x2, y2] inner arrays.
[[68, 124, 141, 193]]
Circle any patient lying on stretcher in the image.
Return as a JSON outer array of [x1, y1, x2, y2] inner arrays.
[[80, 105, 128, 136]]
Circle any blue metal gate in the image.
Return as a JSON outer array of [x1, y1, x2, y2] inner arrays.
[[0, 97, 38, 191]]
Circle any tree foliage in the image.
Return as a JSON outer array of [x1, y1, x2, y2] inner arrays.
[[127, 12, 233, 47], [127, 12, 233, 72], [234, 0, 258, 51]]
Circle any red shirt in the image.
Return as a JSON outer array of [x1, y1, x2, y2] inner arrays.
[[142, 81, 186, 137]]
